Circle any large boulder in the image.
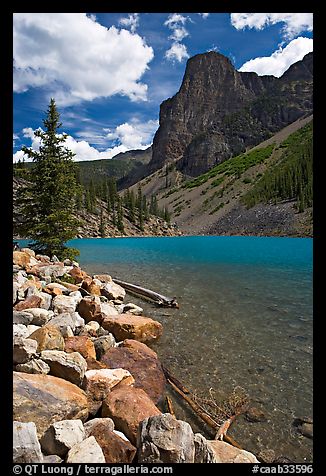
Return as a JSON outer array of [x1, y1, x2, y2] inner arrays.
[[101, 281, 126, 301], [101, 314, 163, 344], [102, 386, 161, 445], [207, 440, 260, 463], [64, 336, 96, 360], [86, 421, 137, 463], [13, 372, 89, 438], [28, 324, 65, 352], [83, 369, 134, 415], [66, 436, 105, 463], [13, 421, 43, 463], [13, 337, 38, 364], [40, 419, 86, 456], [40, 350, 87, 387], [100, 340, 165, 404], [138, 413, 195, 463]]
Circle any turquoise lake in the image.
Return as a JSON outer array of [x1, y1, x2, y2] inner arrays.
[[20, 235, 313, 461]]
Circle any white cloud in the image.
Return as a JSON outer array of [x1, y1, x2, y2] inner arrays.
[[168, 26, 189, 42], [164, 13, 191, 62], [13, 13, 154, 105], [105, 118, 159, 150], [238, 36, 313, 77], [119, 13, 139, 33], [165, 43, 189, 62], [13, 119, 159, 163], [231, 13, 313, 40], [164, 13, 189, 27], [198, 13, 209, 19]]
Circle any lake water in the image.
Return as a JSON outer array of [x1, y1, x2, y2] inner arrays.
[[19, 235, 313, 461]]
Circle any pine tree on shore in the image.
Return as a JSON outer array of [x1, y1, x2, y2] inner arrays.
[[16, 98, 81, 260]]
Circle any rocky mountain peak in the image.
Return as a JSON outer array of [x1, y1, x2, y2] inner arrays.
[[149, 51, 313, 177]]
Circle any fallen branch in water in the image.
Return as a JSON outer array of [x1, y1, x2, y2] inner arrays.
[[112, 278, 179, 308], [166, 396, 176, 417], [166, 377, 243, 449]]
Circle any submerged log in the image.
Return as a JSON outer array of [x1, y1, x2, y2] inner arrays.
[[112, 278, 179, 308], [166, 396, 176, 417], [166, 376, 242, 450]]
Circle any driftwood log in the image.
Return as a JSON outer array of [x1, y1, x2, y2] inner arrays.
[[163, 367, 243, 449], [113, 278, 179, 308]]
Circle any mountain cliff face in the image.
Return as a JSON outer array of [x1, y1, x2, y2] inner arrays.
[[149, 51, 313, 177]]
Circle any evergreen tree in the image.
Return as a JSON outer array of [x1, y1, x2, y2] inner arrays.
[[117, 197, 124, 233], [99, 208, 106, 237], [16, 98, 81, 260], [137, 186, 144, 231]]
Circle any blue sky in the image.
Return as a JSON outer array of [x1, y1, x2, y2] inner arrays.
[[13, 13, 313, 162]]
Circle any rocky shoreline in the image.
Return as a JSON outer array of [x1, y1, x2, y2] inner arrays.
[[13, 248, 261, 464]]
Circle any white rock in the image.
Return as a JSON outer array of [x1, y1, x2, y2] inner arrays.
[[13, 324, 29, 339], [13, 337, 38, 364], [113, 430, 130, 442], [84, 368, 134, 396], [100, 301, 119, 317], [48, 312, 82, 332], [13, 271, 28, 286], [13, 421, 43, 463], [85, 321, 100, 332], [40, 419, 85, 457], [37, 291, 53, 310], [69, 291, 83, 305], [138, 413, 195, 463], [207, 440, 260, 463], [101, 281, 126, 301], [52, 295, 77, 314], [26, 325, 42, 336], [66, 436, 105, 463], [40, 350, 87, 386], [25, 308, 54, 326], [13, 311, 34, 325], [16, 359, 50, 375], [123, 303, 143, 315]]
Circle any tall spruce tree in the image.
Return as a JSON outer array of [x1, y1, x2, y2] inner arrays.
[[17, 98, 81, 260]]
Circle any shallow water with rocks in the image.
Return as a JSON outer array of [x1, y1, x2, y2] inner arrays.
[[22, 235, 312, 462]]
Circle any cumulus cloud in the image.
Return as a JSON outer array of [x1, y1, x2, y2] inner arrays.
[[13, 119, 159, 163], [198, 13, 209, 19], [165, 43, 189, 62], [13, 13, 154, 105], [231, 13, 313, 40], [164, 13, 191, 62], [105, 118, 159, 150], [238, 36, 313, 77], [119, 13, 139, 33]]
